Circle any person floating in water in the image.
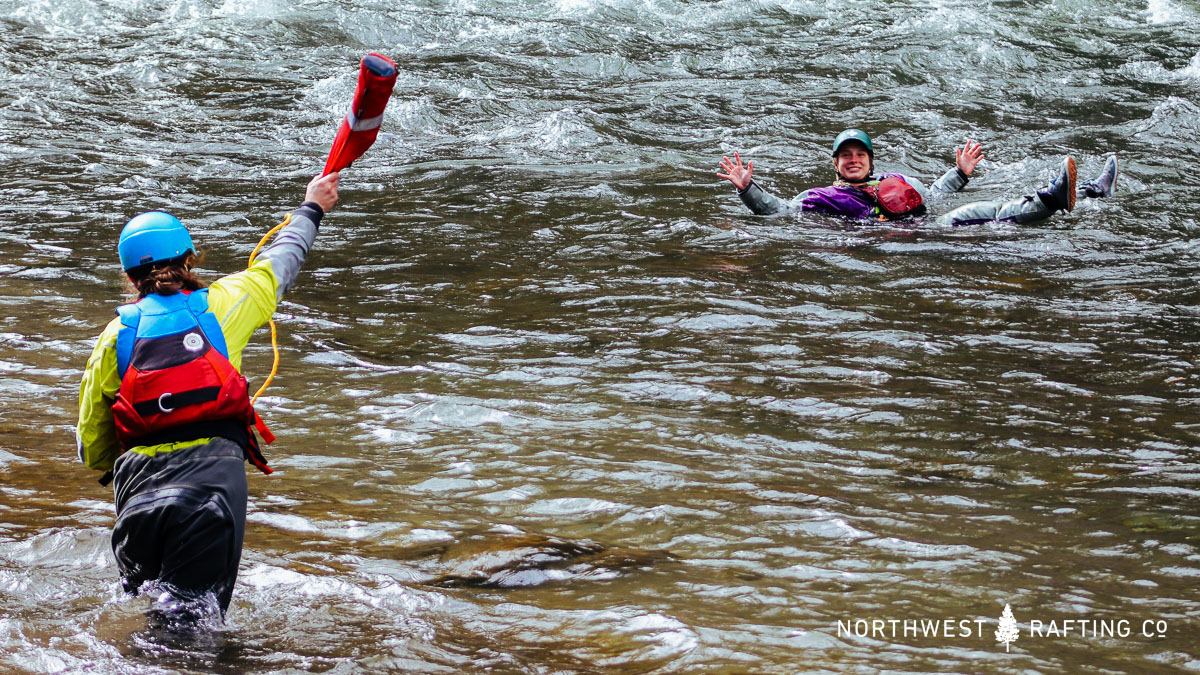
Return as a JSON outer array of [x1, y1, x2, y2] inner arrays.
[[717, 129, 1118, 226], [76, 171, 339, 624]]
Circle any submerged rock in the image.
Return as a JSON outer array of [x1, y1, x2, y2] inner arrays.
[[423, 531, 675, 589]]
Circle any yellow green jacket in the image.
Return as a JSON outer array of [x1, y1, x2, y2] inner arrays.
[[76, 205, 323, 473]]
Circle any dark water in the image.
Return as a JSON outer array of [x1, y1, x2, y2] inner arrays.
[[2, 0, 1200, 672]]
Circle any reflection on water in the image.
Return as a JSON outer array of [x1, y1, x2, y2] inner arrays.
[[2, 0, 1200, 672]]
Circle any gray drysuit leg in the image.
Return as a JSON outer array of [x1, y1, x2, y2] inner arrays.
[[936, 194, 1053, 227]]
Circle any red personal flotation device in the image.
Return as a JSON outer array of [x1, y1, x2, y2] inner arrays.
[[861, 176, 926, 220], [322, 53, 398, 176], [111, 290, 273, 475]]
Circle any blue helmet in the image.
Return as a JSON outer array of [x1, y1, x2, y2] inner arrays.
[[118, 211, 194, 272], [831, 129, 874, 157]]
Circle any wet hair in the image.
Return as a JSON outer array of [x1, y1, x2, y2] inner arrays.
[[127, 253, 205, 298]]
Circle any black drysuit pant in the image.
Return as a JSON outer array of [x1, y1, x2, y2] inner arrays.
[[111, 437, 248, 615]]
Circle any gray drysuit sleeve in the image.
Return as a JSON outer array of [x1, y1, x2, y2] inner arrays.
[[257, 202, 324, 301], [886, 167, 969, 201], [929, 167, 970, 195], [737, 181, 807, 216]]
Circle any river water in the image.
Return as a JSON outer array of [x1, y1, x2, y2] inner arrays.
[[2, 0, 1199, 672]]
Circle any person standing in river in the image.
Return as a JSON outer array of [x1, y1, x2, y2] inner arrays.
[[75, 171, 339, 624], [717, 129, 1118, 225]]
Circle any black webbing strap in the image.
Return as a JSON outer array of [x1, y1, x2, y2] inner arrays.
[[131, 386, 221, 418]]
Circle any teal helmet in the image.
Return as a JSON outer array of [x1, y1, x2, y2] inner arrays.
[[118, 211, 194, 272], [831, 129, 874, 157]]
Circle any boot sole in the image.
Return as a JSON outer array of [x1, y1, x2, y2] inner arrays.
[[1065, 156, 1077, 212]]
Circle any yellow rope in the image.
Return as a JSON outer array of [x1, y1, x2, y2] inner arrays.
[[247, 213, 292, 404], [249, 213, 291, 264]]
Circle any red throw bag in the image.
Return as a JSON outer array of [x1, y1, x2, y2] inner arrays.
[[323, 53, 398, 176]]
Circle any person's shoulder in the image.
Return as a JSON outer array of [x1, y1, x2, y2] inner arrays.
[[205, 260, 280, 326], [883, 172, 929, 190], [96, 313, 123, 343], [82, 314, 123, 367]]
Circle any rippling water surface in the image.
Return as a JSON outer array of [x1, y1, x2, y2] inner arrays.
[[3, 0, 1200, 672]]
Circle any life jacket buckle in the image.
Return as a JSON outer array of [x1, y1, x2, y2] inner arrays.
[[158, 392, 175, 413]]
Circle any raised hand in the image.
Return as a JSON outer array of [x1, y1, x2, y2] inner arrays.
[[955, 140, 984, 177], [717, 152, 754, 191], [305, 171, 340, 212]]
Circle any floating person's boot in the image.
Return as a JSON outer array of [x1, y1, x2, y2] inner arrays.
[[1080, 155, 1118, 198], [1036, 156, 1077, 213]]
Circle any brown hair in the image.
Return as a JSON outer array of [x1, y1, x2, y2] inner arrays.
[[127, 253, 206, 298]]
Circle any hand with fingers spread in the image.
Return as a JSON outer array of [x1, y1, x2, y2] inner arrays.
[[718, 152, 754, 191], [955, 140, 984, 177]]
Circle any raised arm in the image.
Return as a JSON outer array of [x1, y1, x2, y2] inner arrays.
[[931, 140, 984, 194], [717, 152, 801, 216], [258, 172, 339, 300]]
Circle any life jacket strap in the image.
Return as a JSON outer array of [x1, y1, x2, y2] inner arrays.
[[115, 304, 142, 378], [121, 419, 274, 476], [244, 410, 274, 476], [254, 410, 275, 445], [244, 422, 274, 476], [130, 386, 222, 418], [123, 418, 250, 451]]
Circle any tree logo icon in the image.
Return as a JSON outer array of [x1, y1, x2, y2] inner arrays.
[[995, 603, 1019, 652]]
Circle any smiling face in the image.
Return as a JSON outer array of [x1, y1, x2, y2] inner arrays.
[[833, 140, 873, 182]]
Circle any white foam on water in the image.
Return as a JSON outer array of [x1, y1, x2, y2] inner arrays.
[[1146, 0, 1188, 24]]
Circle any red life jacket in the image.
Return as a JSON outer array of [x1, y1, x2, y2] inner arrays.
[[111, 289, 273, 475], [860, 176, 927, 220]]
